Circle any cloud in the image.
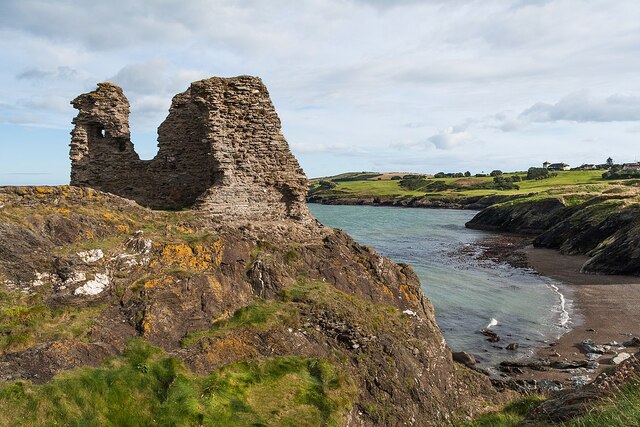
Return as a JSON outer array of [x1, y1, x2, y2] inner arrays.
[[519, 92, 640, 123], [108, 60, 170, 94], [290, 141, 369, 157], [427, 127, 472, 150], [17, 66, 78, 81], [2, 0, 640, 180]]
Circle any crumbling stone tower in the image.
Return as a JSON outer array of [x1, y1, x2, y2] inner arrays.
[[70, 76, 309, 221]]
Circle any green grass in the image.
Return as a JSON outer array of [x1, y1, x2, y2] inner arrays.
[[564, 378, 640, 427], [457, 394, 545, 427], [331, 179, 425, 197], [0, 339, 355, 426], [181, 299, 299, 348], [457, 377, 640, 427], [310, 170, 612, 199], [0, 288, 103, 354]]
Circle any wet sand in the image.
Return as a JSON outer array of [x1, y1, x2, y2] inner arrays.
[[520, 246, 640, 382]]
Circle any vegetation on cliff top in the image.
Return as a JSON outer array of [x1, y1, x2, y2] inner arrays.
[[308, 170, 632, 202], [0, 339, 354, 426]]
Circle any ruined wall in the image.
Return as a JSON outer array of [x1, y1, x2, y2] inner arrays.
[[70, 76, 309, 221]]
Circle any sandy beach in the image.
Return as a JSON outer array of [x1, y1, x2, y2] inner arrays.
[[520, 246, 640, 383]]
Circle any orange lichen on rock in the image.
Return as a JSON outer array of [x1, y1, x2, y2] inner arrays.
[[142, 314, 154, 334], [399, 284, 419, 304], [382, 284, 395, 298], [116, 224, 130, 233], [158, 240, 224, 272], [144, 277, 174, 289], [204, 336, 256, 365]]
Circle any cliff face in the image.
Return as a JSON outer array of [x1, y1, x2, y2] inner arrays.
[[466, 196, 640, 275], [0, 186, 499, 425], [0, 77, 502, 425], [70, 77, 309, 221]]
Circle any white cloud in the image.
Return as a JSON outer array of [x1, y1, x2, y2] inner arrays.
[[519, 92, 640, 123], [2, 0, 640, 182], [17, 66, 78, 81], [427, 128, 472, 150]]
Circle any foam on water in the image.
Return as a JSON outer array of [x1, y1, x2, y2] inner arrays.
[[309, 204, 572, 367]]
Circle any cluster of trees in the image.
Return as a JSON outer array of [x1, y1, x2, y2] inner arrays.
[[399, 176, 447, 191], [399, 174, 520, 192], [602, 167, 640, 180], [433, 171, 472, 178], [527, 167, 557, 180], [492, 175, 520, 190]]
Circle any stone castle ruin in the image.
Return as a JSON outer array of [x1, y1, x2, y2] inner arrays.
[[70, 76, 309, 221]]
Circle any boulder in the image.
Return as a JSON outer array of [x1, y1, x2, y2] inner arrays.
[[452, 351, 477, 368]]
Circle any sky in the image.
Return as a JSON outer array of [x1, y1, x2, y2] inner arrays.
[[1, 0, 640, 185]]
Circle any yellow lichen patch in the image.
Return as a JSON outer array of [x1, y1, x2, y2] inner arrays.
[[158, 240, 224, 272], [399, 284, 419, 304], [56, 208, 71, 214], [382, 284, 394, 298], [175, 225, 193, 234], [34, 186, 54, 195], [85, 231, 95, 239], [204, 336, 255, 364], [211, 239, 224, 266], [208, 276, 223, 298], [144, 277, 174, 290], [116, 224, 130, 233], [102, 212, 116, 221], [142, 314, 154, 334]]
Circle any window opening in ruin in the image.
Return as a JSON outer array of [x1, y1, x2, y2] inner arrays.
[[100, 128, 106, 138]]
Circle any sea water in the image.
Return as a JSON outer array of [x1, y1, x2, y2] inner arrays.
[[308, 204, 571, 366]]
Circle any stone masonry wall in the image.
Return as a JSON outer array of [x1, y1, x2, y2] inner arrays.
[[70, 76, 310, 221]]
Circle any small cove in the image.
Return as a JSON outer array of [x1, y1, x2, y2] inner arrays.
[[308, 203, 572, 367]]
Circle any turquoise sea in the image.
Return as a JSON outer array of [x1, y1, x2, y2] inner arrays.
[[308, 204, 571, 367]]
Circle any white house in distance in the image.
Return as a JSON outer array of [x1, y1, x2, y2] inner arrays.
[[543, 161, 570, 171]]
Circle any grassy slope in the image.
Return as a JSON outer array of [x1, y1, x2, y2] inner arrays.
[[0, 339, 354, 427], [310, 171, 614, 199], [0, 288, 103, 354], [458, 378, 640, 427]]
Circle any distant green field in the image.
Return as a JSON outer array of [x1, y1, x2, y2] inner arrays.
[[309, 170, 610, 199]]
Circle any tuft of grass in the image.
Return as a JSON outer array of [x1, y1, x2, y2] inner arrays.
[[564, 378, 640, 427], [459, 377, 640, 427], [181, 299, 299, 348], [456, 394, 545, 427], [0, 339, 355, 426], [0, 289, 103, 354]]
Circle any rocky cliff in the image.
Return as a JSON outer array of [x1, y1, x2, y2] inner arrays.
[[0, 77, 503, 426], [466, 195, 640, 275]]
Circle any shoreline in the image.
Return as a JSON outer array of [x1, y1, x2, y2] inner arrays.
[[524, 247, 640, 380], [467, 234, 640, 386], [306, 195, 524, 210]]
